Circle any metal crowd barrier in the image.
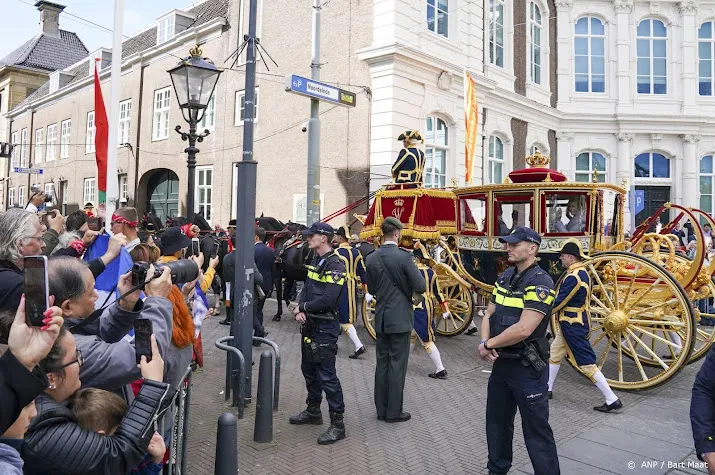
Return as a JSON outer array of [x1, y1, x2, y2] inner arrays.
[[158, 366, 193, 475], [215, 336, 247, 418]]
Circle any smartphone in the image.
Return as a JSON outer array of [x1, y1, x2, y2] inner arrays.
[[191, 238, 200, 256], [24, 256, 49, 326], [87, 217, 102, 231], [212, 240, 220, 258], [134, 318, 153, 364]]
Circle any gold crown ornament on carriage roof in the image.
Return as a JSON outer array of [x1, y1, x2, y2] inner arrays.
[[525, 151, 551, 168]]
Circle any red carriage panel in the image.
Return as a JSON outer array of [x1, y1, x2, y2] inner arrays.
[[360, 186, 457, 240]]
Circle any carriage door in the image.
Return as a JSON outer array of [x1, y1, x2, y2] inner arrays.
[[635, 186, 670, 226], [146, 170, 179, 221]]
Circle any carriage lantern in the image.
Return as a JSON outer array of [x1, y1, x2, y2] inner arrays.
[[168, 45, 223, 220]]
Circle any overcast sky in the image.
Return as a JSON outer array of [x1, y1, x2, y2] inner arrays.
[[1, 0, 202, 59]]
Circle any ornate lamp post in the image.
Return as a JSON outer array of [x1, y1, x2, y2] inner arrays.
[[168, 45, 222, 221]]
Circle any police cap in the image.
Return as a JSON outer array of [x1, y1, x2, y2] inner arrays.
[[498, 226, 542, 245], [301, 222, 335, 238]]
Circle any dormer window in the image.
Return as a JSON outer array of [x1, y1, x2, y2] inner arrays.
[[49, 73, 59, 93], [157, 15, 175, 44]]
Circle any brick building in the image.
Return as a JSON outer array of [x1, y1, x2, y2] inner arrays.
[[5, 0, 373, 226]]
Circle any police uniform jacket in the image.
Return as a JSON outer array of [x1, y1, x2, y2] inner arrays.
[[491, 264, 556, 351], [366, 243, 426, 334], [552, 261, 595, 366], [391, 147, 425, 185], [298, 251, 346, 329]]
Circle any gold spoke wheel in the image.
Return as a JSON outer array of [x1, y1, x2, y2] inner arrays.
[[361, 297, 377, 341], [552, 251, 694, 391], [435, 283, 474, 336]]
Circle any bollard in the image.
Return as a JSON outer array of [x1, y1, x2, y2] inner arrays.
[[214, 412, 238, 475], [253, 351, 273, 443]]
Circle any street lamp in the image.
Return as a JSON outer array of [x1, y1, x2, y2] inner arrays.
[[168, 45, 222, 221]]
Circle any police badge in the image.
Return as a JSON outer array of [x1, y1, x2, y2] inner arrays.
[[535, 286, 550, 302]]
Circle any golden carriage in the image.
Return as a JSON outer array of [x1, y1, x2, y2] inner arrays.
[[359, 152, 715, 390]]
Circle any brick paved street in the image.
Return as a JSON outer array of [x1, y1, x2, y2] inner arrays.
[[186, 299, 707, 474]]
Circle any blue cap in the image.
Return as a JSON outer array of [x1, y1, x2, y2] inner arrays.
[[301, 222, 335, 237], [498, 226, 542, 245]]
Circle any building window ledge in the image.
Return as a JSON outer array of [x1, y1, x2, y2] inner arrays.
[[525, 83, 552, 106], [486, 64, 516, 93]]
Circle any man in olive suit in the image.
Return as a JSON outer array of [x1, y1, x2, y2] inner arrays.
[[366, 217, 426, 422]]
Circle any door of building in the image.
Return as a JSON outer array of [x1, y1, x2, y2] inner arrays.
[[146, 170, 179, 221], [635, 185, 670, 226]]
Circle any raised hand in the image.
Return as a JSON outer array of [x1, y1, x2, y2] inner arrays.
[[9, 295, 64, 371]]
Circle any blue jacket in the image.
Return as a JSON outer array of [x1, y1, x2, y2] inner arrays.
[[691, 346, 715, 459], [254, 242, 275, 293]]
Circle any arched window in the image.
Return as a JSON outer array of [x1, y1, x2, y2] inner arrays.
[[637, 19, 667, 94], [699, 22, 715, 96], [574, 17, 605, 92], [529, 2, 542, 84], [427, 0, 448, 38], [488, 135, 504, 184], [575, 151, 606, 182], [700, 155, 715, 214], [425, 117, 448, 188], [489, 0, 505, 67], [634, 152, 670, 178]]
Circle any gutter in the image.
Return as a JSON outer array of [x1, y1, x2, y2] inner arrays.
[[133, 64, 146, 205]]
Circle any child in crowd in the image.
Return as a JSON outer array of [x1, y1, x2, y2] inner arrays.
[[68, 388, 166, 474], [0, 400, 37, 474]]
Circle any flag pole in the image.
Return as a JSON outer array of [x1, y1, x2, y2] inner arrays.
[[105, 0, 124, 220]]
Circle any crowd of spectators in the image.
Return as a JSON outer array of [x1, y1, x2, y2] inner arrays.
[[0, 203, 218, 474]]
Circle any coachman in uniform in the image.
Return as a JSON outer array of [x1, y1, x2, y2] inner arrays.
[[478, 226, 559, 475], [547, 238, 622, 412], [334, 225, 369, 359], [412, 244, 449, 379], [290, 222, 347, 445], [391, 130, 426, 187]]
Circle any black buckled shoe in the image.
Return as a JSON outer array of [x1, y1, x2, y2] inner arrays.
[[317, 411, 345, 445], [428, 370, 447, 379], [219, 319, 231, 326], [349, 346, 366, 359], [594, 399, 623, 413], [548, 391, 553, 399], [272, 315, 281, 322], [385, 412, 411, 423], [465, 327, 478, 336], [289, 404, 323, 425]]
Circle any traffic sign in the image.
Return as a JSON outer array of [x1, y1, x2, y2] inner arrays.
[[284, 74, 356, 107], [13, 167, 43, 174], [634, 190, 645, 215]]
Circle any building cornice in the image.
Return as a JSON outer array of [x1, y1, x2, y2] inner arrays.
[[357, 43, 466, 77], [7, 17, 226, 118]]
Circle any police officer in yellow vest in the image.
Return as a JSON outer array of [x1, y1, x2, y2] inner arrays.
[[391, 130, 426, 187], [478, 226, 559, 475], [547, 238, 622, 412]]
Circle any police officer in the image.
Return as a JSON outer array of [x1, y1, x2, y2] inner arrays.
[[547, 238, 622, 412], [290, 222, 347, 445], [478, 226, 560, 475], [334, 225, 369, 359], [391, 130, 426, 187]]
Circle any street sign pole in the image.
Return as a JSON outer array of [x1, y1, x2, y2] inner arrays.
[[306, 0, 321, 225], [232, 0, 259, 403]]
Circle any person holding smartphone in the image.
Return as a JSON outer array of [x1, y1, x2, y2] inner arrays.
[[22, 331, 175, 474], [46, 257, 174, 391]]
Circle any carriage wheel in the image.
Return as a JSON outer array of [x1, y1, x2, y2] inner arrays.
[[552, 251, 695, 391], [361, 297, 376, 341], [435, 284, 474, 336]]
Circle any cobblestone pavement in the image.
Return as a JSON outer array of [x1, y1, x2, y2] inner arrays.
[[186, 299, 707, 474]]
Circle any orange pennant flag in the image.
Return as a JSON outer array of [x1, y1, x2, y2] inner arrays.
[[465, 72, 479, 184]]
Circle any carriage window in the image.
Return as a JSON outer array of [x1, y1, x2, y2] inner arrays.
[[495, 197, 532, 235], [460, 197, 487, 234], [545, 193, 588, 234]]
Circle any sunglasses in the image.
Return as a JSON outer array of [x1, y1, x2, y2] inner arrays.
[[60, 349, 84, 369]]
